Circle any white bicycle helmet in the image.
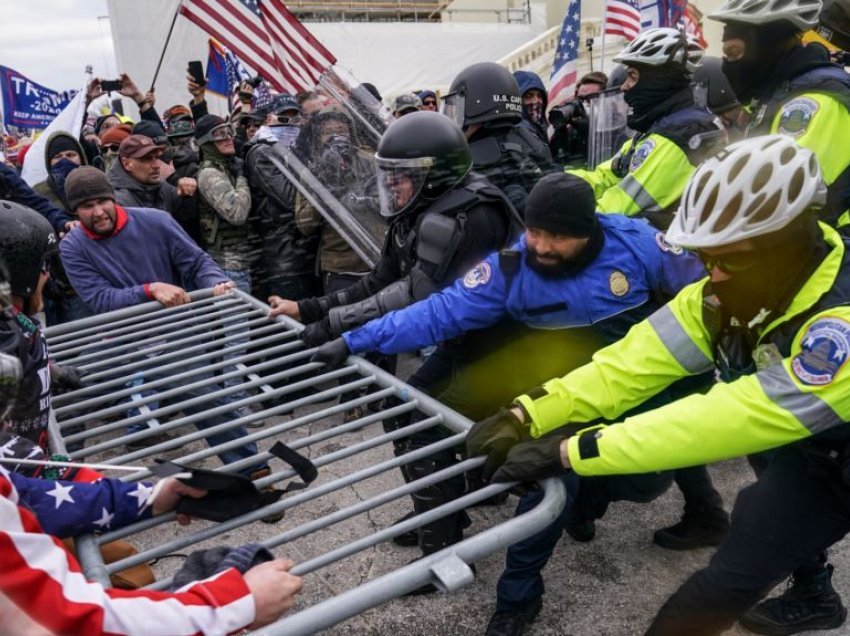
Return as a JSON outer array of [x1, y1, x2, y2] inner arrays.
[[709, 0, 822, 31], [612, 28, 704, 76], [666, 135, 827, 249]]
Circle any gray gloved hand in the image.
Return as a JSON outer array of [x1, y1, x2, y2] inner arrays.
[[466, 408, 529, 481], [50, 363, 88, 391], [310, 337, 350, 368], [491, 434, 568, 483]]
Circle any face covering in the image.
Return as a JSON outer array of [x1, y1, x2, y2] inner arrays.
[[103, 151, 119, 173], [721, 58, 764, 104], [49, 158, 79, 194], [266, 125, 300, 148], [524, 101, 544, 126], [624, 76, 691, 131]]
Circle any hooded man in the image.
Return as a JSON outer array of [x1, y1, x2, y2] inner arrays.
[[513, 70, 549, 145]]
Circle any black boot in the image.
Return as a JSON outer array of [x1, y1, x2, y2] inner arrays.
[[739, 564, 847, 635], [652, 508, 729, 551], [485, 597, 543, 636], [565, 509, 596, 543]]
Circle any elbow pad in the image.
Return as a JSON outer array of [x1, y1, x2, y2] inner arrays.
[[327, 278, 411, 335]]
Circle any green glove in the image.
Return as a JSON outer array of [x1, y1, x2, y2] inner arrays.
[[466, 407, 529, 480], [490, 434, 568, 483]]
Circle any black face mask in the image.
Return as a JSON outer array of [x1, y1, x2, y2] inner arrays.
[[624, 77, 691, 131], [721, 57, 764, 104]]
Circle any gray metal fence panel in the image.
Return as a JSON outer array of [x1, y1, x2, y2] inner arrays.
[[44, 289, 566, 635]]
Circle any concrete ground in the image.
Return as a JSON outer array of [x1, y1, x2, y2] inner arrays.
[[105, 353, 849, 636]]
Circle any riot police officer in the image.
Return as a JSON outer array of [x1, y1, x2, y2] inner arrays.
[[442, 62, 558, 214]]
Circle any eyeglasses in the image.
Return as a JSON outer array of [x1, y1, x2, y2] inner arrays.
[[210, 126, 236, 141], [103, 144, 121, 153], [698, 250, 759, 275]]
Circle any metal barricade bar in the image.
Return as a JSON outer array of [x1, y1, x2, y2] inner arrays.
[[45, 289, 566, 634]]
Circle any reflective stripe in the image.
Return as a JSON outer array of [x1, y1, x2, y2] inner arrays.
[[757, 363, 844, 434], [648, 305, 714, 374], [620, 175, 662, 213]]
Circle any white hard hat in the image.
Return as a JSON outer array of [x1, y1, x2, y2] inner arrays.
[[612, 28, 704, 76], [709, 0, 822, 31], [666, 135, 827, 249]]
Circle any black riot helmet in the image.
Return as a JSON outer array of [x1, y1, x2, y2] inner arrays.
[[818, 0, 850, 51], [0, 201, 58, 299], [442, 62, 523, 129], [606, 64, 629, 90], [374, 111, 473, 218], [692, 56, 741, 115]]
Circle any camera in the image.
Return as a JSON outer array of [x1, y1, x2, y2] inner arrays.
[[548, 100, 586, 130]]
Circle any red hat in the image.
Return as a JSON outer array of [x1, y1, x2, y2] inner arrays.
[[99, 124, 132, 147]]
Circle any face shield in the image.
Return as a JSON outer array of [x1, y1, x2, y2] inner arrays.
[[375, 155, 434, 218], [441, 92, 466, 128]]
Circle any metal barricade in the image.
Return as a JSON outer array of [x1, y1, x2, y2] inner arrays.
[[44, 289, 566, 635]]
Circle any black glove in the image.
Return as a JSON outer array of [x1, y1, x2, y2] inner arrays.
[[50, 363, 88, 392], [229, 156, 246, 179], [466, 408, 529, 481], [310, 337, 350, 368], [491, 434, 569, 483], [300, 317, 333, 347]]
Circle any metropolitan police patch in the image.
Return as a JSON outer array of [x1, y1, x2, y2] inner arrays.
[[630, 139, 656, 172], [791, 317, 850, 386], [463, 262, 491, 289], [777, 97, 819, 137]]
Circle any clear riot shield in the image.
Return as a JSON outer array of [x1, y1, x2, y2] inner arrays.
[[266, 66, 395, 268], [587, 89, 633, 170]]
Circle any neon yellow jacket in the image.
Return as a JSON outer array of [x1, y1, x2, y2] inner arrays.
[[766, 92, 850, 226], [514, 224, 850, 476], [568, 133, 695, 223]]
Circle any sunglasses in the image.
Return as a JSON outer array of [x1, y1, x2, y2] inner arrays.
[[276, 114, 301, 125], [423, 99, 437, 106], [103, 144, 121, 152], [698, 250, 759, 275]]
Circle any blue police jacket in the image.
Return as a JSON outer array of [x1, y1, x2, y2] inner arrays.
[[343, 213, 706, 355]]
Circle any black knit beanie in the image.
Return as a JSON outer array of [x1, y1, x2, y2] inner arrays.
[[47, 136, 79, 162], [194, 114, 226, 141], [64, 166, 115, 211], [524, 173, 597, 236]]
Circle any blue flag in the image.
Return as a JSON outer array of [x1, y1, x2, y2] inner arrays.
[[0, 66, 76, 130]]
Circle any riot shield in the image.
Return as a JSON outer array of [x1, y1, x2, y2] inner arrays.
[[264, 66, 394, 269], [587, 89, 633, 170]]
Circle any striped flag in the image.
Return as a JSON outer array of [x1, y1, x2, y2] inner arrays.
[[548, 0, 581, 108], [604, 0, 643, 40], [179, 0, 337, 94]]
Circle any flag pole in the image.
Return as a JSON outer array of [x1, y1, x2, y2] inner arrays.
[[600, 15, 607, 75], [149, 1, 184, 92]]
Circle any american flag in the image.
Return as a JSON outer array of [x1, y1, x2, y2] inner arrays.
[[548, 0, 581, 108], [180, 0, 337, 95], [604, 0, 643, 40]]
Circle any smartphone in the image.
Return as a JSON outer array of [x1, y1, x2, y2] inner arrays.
[[100, 79, 122, 92], [187, 60, 206, 86]]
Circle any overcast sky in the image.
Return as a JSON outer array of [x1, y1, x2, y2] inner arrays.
[[4, 0, 116, 91]]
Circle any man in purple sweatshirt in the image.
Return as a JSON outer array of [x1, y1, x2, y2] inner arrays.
[[58, 166, 266, 478]]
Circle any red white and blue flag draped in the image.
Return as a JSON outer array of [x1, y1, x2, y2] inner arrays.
[[604, 0, 643, 41], [179, 0, 337, 95], [548, 0, 581, 108]]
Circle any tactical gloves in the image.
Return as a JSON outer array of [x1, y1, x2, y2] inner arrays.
[[310, 337, 350, 368], [466, 407, 530, 480], [491, 434, 569, 483]]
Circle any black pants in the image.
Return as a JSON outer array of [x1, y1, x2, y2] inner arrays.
[[646, 447, 850, 635]]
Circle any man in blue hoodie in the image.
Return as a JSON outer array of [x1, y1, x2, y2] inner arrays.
[[513, 71, 549, 146]]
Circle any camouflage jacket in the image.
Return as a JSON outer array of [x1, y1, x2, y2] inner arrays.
[[196, 159, 254, 271]]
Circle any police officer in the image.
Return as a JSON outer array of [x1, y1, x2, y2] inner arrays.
[[709, 0, 850, 226], [442, 62, 557, 214], [570, 28, 722, 229], [692, 56, 749, 140], [310, 174, 708, 609], [268, 111, 518, 344], [469, 136, 850, 636]]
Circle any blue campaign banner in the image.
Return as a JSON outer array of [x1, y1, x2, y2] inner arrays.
[[1, 66, 77, 129]]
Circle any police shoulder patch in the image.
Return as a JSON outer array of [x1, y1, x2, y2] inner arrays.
[[777, 97, 819, 137], [463, 262, 492, 289], [655, 231, 683, 255], [630, 139, 656, 172], [791, 317, 850, 386]]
